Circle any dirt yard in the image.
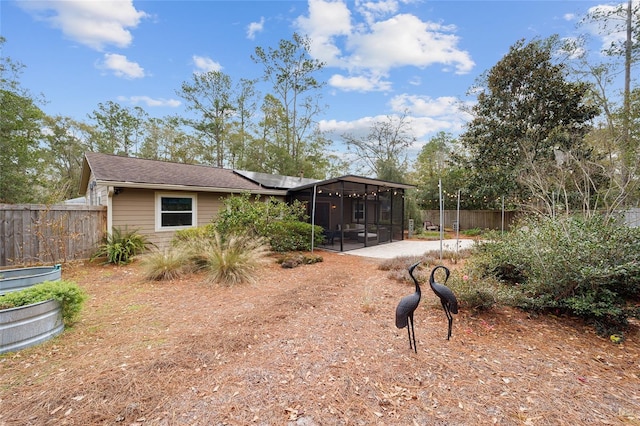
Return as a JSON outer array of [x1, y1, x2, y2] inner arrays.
[[1, 250, 639, 425]]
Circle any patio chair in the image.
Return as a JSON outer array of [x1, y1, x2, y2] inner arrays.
[[423, 220, 440, 231]]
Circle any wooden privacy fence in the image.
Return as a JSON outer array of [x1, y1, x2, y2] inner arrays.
[[624, 208, 640, 228], [421, 209, 519, 231], [0, 204, 107, 267]]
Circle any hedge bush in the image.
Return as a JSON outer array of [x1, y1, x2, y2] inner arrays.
[[472, 214, 640, 334], [211, 192, 323, 252], [0, 280, 87, 325]]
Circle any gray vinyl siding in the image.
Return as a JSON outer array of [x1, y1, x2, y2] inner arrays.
[[110, 188, 230, 251], [112, 188, 156, 242], [197, 193, 225, 225], [85, 173, 109, 206]]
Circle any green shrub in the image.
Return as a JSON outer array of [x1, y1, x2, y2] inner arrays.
[[211, 193, 321, 252], [0, 280, 87, 325], [276, 252, 323, 268], [172, 224, 216, 245], [266, 221, 324, 252], [445, 268, 523, 311], [92, 227, 154, 265], [414, 231, 441, 240], [461, 228, 484, 237], [472, 214, 640, 333]]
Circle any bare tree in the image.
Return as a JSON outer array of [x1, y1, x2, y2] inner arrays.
[[342, 112, 416, 182]]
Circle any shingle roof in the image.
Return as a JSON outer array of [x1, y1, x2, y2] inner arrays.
[[82, 152, 267, 192]]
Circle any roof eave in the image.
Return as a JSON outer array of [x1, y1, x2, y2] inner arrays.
[[94, 180, 287, 196], [79, 154, 92, 194], [288, 175, 415, 192]]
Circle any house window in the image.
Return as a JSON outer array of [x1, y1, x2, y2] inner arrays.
[[156, 193, 197, 231]]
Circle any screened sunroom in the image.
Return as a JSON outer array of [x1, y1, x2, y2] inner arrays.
[[287, 176, 414, 252]]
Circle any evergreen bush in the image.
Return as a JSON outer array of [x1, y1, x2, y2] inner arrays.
[[0, 280, 87, 325], [472, 214, 640, 333], [212, 192, 323, 252]]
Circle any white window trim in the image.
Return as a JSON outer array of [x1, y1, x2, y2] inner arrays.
[[155, 192, 198, 232]]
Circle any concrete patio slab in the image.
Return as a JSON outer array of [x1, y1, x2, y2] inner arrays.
[[342, 239, 477, 260]]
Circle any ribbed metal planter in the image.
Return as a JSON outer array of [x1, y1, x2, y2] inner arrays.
[[0, 300, 64, 354], [0, 265, 64, 354], [0, 264, 62, 295]]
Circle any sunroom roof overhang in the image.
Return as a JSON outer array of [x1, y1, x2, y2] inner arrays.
[[287, 175, 415, 194]]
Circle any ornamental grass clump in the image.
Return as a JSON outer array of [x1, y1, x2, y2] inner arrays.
[[200, 232, 270, 286], [140, 247, 194, 281]]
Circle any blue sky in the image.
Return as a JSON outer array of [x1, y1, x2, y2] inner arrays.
[[1, 0, 627, 151]]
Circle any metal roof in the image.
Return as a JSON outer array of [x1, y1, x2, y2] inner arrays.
[[234, 170, 320, 190]]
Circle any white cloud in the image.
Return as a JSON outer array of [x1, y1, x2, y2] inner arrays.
[[192, 55, 222, 73], [356, 0, 400, 25], [408, 76, 421, 86], [294, 0, 475, 94], [319, 116, 377, 139], [319, 94, 474, 142], [349, 14, 474, 74], [389, 94, 474, 135], [98, 53, 145, 79], [328, 73, 392, 92], [295, 0, 352, 66], [247, 17, 265, 39], [18, 0, 147, 51], [117, 96, 181, 108]]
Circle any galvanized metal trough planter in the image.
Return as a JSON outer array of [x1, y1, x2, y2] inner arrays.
[[0, 265, 64, 355], [0, 264, 62, 294], [0, 300, 64, 354]]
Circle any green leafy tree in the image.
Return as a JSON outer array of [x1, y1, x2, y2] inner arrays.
[[41, 115, 93, 201], [0, 37, 47, 203], [177, 70, 238, 167], [459, 37, 599, 210], [87, 101, 148, 156], [227, 78, 259, 169], [252, 33, 329, 177], [412, 132, 470, 209], [139, 115, 200, 164]]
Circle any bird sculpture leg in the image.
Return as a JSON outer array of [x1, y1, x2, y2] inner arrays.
[[441, 301, 453, 340], [408, 314, 417, 353]]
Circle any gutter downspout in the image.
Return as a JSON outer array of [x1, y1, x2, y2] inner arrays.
[[107, 186, 114, 236], [310, 184, 317, 252]]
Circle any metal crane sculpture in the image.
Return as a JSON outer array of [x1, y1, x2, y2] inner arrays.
[[429, 265, 458, 340], [395, 261, 422, 353]]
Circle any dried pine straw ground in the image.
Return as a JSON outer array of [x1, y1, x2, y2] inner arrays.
[[1, 251, 639, 426]]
